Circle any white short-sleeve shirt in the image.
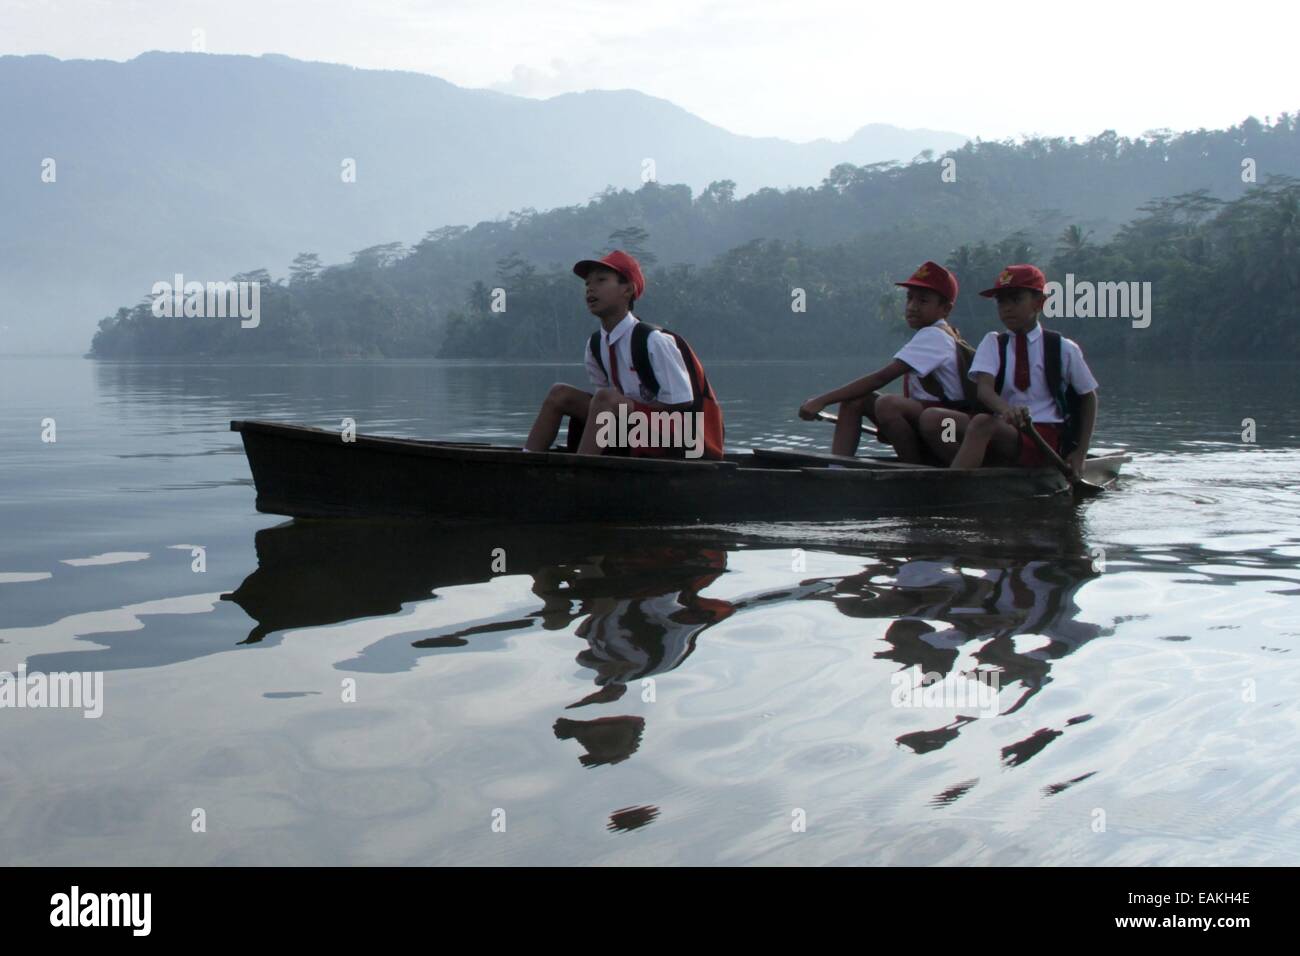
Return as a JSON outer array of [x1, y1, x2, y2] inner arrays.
[[968, 323, 1099, 424], [583, 313, 695, 406], [894, 319, 965, 402]]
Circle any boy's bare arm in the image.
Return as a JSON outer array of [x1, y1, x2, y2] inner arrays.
[[800, 359, 910, 418]]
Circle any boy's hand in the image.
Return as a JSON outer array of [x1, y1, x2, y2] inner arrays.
[[798, 398, 825, 421], [998, 405, 1031, 428]]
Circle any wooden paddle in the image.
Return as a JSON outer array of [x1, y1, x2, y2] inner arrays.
[[1019, 421, 1105, 498], [815, 410, 878, 436]]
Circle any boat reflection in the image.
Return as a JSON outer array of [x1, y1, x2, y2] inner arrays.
[[225, 522, 748, 770], [221, 516, 1117, 772]]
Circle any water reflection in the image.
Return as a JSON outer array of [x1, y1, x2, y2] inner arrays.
[[828, 555, 1104, 698], [538, 546, 735, 768], [218, 516, 1122, 776], [812, 541, 1110, 760], [536, 546, 735, 685]]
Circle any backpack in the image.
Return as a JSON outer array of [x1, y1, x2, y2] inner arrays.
[[588, 322, 726, 460], [917, 326, 980, 407], [993, 329, 1084, 455]]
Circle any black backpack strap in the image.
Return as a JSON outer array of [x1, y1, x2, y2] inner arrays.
[[589, 331, 605, 378], [956, 340, 980, 405], [1042, 329, 1083, 453], [1043, 330, 1064, 415], [917, 369, 947, 401], [630, 322, 659, 397], [636, 320, 710, 410], [918, 362, 950, 401], [994, 332, 1010, 393]]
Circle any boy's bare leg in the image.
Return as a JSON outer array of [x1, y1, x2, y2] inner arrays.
[[874, 394, 932, 464], [524, 384, 593, 451], [831, 393, 878, 457], [949, 415, 1022, 469], [919, 408, 972, 465], [576, 387, 636, 456]]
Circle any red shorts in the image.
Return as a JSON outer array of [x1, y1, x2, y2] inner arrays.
[[1016, 423, 1064, 468], [627, 400, 687, 460]]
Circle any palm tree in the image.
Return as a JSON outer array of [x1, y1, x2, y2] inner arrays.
[[1057, 224, 1093, 257]]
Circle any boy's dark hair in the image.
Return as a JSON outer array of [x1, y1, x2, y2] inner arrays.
[[906, 286, 951, 308], [993, 288, 1044, 303]]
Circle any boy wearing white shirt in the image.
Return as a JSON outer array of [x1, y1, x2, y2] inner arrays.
[[921, 264, 1099, 473], [798, 261, 972, 463], [524, 250, 725, 459]]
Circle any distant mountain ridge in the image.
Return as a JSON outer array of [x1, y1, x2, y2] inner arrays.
[[0, 51, 968, 352]]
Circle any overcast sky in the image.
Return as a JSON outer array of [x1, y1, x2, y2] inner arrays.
[[3, 0, 1294, 142]]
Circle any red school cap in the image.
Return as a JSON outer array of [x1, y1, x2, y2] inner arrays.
[[573, 250, 646, 299], [895, 261, 958, 303], [979, 264, 1047, 297]]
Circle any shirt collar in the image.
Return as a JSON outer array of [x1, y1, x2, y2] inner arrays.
[[603, 312, 637, 346], [1023, 321, 1043, 343]]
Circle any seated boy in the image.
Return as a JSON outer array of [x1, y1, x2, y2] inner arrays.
[[523, 250, 723, 459], [919, 265, 1098, 473], [798, 261, 971, 462]]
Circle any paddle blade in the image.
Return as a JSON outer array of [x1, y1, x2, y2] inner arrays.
[[1072, 479, 1106, 500]]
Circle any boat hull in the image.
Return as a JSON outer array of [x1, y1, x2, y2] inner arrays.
[[230, 420, 1128, 523]]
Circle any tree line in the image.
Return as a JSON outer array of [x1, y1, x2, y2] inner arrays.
[[90, 115, 1300, 360]]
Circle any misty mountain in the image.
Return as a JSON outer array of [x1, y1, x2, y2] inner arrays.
[[89, 116, 1300, 363], [0, 51, 967, 353]]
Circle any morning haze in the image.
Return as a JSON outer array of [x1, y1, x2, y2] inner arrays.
[[0, 51, 965, 354]]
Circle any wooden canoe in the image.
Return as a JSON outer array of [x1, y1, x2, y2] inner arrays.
[[230, 419, 1128, 523]]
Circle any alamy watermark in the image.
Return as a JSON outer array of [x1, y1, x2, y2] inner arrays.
[[1043, 273, 1151, 329], [150, 273, 260, 328], [890, 665, 1001, 716], [50, 886, 150, 936], [593, 406, 707, 459], [1, 666, 103, 718]]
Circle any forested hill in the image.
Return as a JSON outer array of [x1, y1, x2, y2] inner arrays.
[[1, 50, 966, 353], [89, 115, 1300, 361]]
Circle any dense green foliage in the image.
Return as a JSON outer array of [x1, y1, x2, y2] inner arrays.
[[90, 116, 1300, 360]]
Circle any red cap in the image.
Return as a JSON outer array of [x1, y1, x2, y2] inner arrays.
[[979, 264, 1047, 297], [573, 250, 646, 299], [895, 261, 958, 303]]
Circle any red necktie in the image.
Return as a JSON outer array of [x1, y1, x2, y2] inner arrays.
[[607, 342, 623, 393], [1014, 331, 1030, 391]]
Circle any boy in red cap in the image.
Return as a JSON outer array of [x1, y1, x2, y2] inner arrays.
[[919, 264, 1099, 472], [523, 250, 724, 459], [798, 261, 974, 463]]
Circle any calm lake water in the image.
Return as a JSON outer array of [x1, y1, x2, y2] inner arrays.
[[3, 355, 1300, 865]]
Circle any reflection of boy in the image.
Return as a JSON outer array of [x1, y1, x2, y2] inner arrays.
[[576, 589, 733, 684], [546, 551, 733, 768], [552, 715, 645, 767], [878, 557, 1102, 653]]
